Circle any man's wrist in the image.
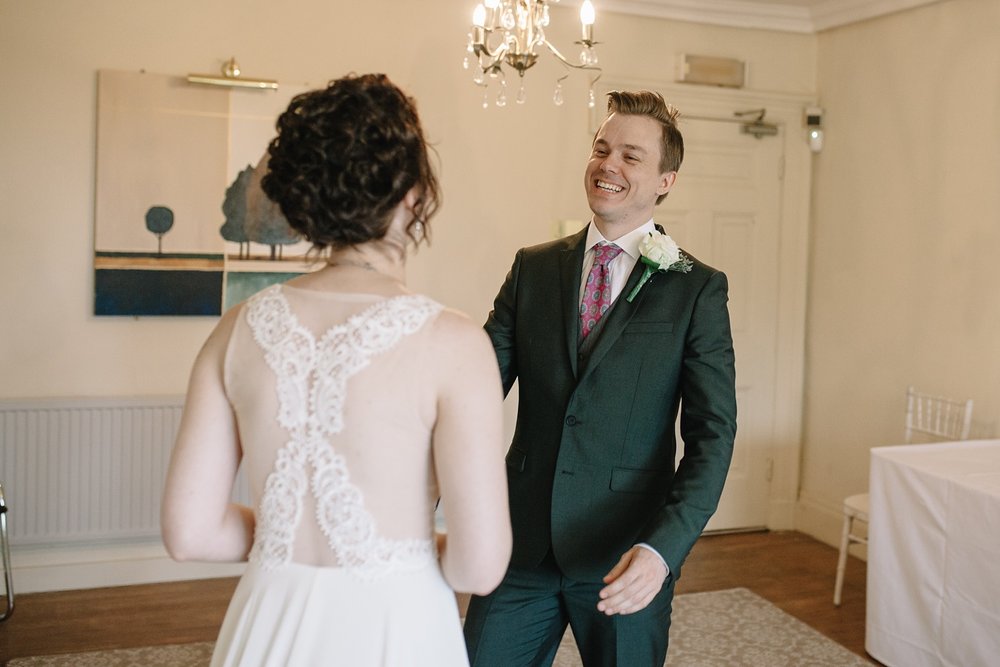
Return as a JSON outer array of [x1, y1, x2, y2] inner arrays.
[[636, 543, 670, 577]]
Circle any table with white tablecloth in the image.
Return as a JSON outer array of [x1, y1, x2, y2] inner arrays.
[[866, 440, 1000, 667]]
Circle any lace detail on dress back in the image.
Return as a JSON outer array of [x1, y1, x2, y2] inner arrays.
[[244, 285, 442, 580]]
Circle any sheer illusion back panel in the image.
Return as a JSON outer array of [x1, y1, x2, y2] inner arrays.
[[223, 285, 443, 570]]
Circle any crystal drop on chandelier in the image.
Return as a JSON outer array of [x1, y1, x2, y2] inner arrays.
[[516, 81, 527, 105], [553, 83, 564, 107]]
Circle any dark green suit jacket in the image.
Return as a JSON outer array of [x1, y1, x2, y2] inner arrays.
[[485, 226, 737, 584]]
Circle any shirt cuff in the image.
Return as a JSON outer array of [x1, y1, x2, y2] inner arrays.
[[636, 543, 670, 577]]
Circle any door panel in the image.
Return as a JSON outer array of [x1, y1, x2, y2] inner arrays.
[[665, 117, 783, 531]]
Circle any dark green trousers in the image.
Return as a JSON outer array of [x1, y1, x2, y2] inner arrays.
[[463, 551, 674, 667]]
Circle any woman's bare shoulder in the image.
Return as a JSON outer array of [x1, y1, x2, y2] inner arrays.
[[429, 306, 489, 342], [424, 306, 496, 368]]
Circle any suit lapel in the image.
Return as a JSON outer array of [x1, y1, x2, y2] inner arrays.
[[560, 228, 589, 380]]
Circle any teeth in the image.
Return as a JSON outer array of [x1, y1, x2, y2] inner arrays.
[[596, 180, 623, 193]]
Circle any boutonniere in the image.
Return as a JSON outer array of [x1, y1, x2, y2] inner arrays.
[[626, 230, 692, 303]]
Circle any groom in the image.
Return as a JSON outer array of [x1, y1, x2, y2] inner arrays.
[[463, 90, 737, 666]]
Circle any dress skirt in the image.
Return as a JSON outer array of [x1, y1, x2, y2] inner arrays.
[[211, 561, 469, 666]]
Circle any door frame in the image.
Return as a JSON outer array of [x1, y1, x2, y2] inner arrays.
[[593, 77, 815, 530]]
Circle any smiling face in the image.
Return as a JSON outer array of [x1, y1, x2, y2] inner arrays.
[[584, 112, 676, 237]]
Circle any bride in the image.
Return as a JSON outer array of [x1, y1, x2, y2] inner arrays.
[[161, 73, 511, 666]]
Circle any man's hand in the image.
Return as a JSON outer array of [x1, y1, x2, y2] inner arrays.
[[596, 546, 667, 615]]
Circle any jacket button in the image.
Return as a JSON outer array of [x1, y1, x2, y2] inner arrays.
[[565, 415, 578, 426]]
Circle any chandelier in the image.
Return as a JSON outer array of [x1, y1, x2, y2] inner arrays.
[[463, 0, 602, 108]]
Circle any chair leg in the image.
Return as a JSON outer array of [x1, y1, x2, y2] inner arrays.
[[0, 483, 12, 622], [834, 512, 852, 606]]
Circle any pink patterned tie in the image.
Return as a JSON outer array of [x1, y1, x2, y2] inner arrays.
[[580, 242, 624, 339]]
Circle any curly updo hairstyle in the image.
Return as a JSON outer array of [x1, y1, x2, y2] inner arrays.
[[261, 73, 439, 251]]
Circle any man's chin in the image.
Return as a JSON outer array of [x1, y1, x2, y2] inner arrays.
[[586, 197, 619, 219]]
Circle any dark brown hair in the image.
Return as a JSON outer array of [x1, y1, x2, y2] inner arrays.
[[261, 73, 440, 251]]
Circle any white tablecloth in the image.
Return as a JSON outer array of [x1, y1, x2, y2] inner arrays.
[[866, 440, 1000, 667]]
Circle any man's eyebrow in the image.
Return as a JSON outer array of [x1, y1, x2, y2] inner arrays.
[[592, 138, 648, 154]]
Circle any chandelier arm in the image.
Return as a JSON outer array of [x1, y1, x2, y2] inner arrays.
[[542, 40, 601, 73], [474, 31, 501, 59], [477, 41, 511, 77], [474, 68, 508, 88]]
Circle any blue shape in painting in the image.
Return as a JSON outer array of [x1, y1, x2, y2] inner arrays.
[[96, 264, 223, 316]]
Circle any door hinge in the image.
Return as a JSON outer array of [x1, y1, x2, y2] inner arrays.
[[765, 457, 774, 481]]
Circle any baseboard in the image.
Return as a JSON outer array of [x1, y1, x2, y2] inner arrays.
[[794, 492, 868, 561], [767, 497, 797, 530], [10, 542, 245, 594]]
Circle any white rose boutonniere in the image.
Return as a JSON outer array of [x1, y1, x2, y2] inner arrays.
[[626, 230, 693, 303]]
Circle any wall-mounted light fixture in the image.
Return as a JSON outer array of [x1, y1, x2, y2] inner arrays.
[[187, 57, 278, 90]]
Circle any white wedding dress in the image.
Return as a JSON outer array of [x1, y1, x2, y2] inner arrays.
[[210, 284, 469, 666]]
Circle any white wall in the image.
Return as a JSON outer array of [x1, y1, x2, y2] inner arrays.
[[0, 0, 814, 400], [797, 0, 1000, 546], [0, 0, 819, 589]]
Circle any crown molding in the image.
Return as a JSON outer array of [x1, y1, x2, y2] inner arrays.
[[809, 0, 943, 31], [589, 0, 945, 33]]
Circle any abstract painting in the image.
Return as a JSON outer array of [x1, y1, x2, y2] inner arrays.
[[94, 69, 313, 316]]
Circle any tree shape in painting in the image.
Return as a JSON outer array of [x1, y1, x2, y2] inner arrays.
[[220, 165, 253, 259], [246, 154, 300, 260], [145, 206, 174, 255]]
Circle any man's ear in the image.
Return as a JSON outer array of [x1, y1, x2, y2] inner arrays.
[[657, 171, 677, 197]]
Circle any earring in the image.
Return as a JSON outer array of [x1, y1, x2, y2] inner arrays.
[[413, 220, 424, 241]]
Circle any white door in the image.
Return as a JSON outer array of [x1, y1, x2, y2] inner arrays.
[[662, 116, 784, 531]]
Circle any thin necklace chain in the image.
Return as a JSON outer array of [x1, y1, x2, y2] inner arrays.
[[326, 257, 403, 284], [327, 258, 381, 272]]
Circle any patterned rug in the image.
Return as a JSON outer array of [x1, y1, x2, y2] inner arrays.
[[8, 588, 869, 666]]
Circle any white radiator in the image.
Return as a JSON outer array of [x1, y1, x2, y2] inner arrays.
[[0, 396, 248, 548]]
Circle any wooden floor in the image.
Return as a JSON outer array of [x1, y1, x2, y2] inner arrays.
[[0, 531, 878, 664]]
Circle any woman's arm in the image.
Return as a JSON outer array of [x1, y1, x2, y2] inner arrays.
[[432, 311, 512, 595], [161, 307, 255, 562]]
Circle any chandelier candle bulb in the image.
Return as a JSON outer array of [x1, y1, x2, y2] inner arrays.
[[485, 0, 499, 24], [581, 0, 595, 42], [473, 4, 487, 45]]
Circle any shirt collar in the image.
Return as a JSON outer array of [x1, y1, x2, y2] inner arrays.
[[585, 219, 657, 262]]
